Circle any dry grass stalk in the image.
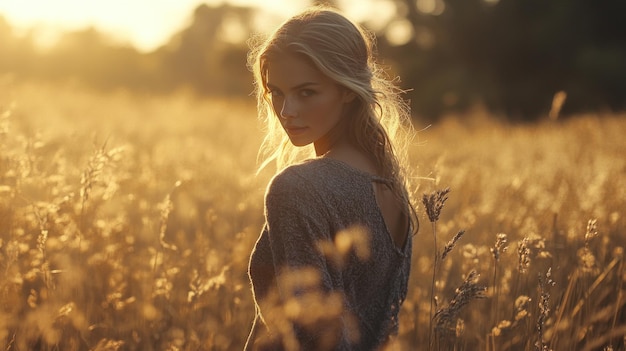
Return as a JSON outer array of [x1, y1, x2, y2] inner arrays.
[[570, 254, 621, 319], [421, 187, 452, 350], [610, 247, 624, 347], [551, 268, 579, 347], [434, 270, 487, 348], [79, 141, 111, 235], [422, 188, 450, 223], [158, 181, 181, 252], [317, 225, 371, 269], [518, 238, 531, 274], [490, 233, 508, 327], [441, 230, 466, 261], [2, 83, 625, 350], [580, 324, 626, 351], [491, 233, 509, 262], [584, 218, 598, 246], [548, 91, 567, 120], [536, 268, 555, 351], [33, 208, 52, 291]]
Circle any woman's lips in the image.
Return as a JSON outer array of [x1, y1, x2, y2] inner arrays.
[[285, 126, 308, 136]]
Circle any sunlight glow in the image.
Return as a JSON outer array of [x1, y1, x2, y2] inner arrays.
[[416, 0, 445, 16], [218, 13, 248, 44], [0, 0, 199, 51], [385, 18, 413, 46], [338, 0, 395, 31], [0, 0, 307, 52]]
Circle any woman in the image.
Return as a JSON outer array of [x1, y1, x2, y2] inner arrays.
[[246, 6, 418, 350]]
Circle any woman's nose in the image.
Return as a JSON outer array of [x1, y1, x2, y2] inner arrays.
[[280, 97, 297, 119]]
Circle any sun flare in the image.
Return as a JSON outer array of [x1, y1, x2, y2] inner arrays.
[[0, 0, 305, 51]]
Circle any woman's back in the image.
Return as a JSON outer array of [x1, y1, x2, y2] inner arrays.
[[249, 157, 412, 349], [324, 147, 410, 250]]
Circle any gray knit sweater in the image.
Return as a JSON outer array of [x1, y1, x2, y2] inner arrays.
[[248, 157, 412, 350]]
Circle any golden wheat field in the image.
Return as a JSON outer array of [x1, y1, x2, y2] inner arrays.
[[1, 80, 625, 351]]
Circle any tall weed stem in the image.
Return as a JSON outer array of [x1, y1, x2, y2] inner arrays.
[[422, 188, 450, 350]]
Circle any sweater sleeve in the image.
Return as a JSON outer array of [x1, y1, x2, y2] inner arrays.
[[264, 167, 334, 295], [264, 168, 353, 350]]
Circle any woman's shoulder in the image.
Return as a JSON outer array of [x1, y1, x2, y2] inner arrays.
[[263, 160, 335, 217], [269, 158, 368, 193], [266, 159, 329, 197]]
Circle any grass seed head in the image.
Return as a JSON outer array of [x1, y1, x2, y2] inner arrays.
[[491, 233, 508, 261], [442, 230, 466, 261], [435, 270, 487, 330], [518, 238, 531, 274], [422, 187, 450, 223], [584, 218, 598, 246], [577, 247, 598, 274]]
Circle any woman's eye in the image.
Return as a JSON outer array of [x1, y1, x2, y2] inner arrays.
[[300, 89, 315, 97]]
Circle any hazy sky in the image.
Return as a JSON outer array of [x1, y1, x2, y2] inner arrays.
[[0, 0, 314, 51]]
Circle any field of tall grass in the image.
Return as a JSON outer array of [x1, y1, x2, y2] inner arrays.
[[1, 80, 624, 350]]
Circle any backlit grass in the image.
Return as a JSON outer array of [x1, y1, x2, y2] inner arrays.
[[1, 81, 624, 350]]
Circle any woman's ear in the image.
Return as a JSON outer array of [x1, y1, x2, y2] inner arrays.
[[343, 90, 357, 104]]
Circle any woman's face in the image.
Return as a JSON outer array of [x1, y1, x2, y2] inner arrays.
[[265, 53, 354, 155]]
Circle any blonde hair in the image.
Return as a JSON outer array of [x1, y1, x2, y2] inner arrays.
[[248, 6, 418, 232]]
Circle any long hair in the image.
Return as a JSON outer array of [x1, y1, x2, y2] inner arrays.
[[248, 6, 418, 233]]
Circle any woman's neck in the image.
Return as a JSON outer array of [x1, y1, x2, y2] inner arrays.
[[321, 141, 378, 176]]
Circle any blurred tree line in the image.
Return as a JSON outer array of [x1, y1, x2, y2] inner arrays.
[[378, 0, 626, 120], [1, 0, 624, 121], [0, 4, 253, 95]]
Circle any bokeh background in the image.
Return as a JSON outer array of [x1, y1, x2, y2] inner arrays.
[[1, 1, 625, 350], [2, 0, 625, 121]]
